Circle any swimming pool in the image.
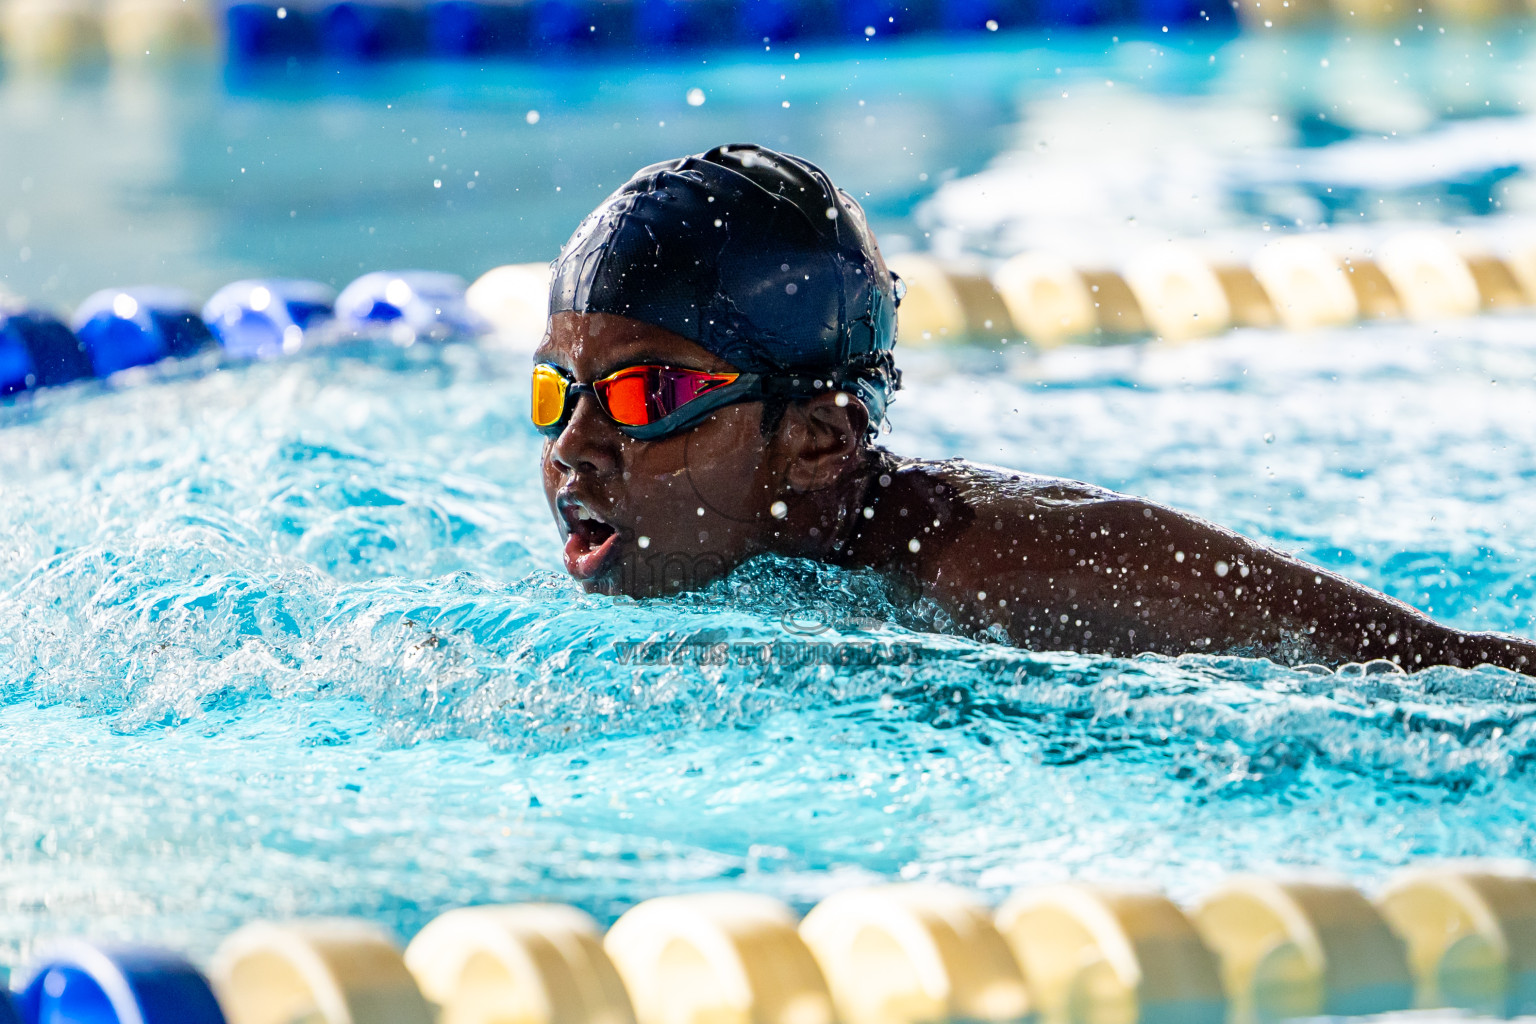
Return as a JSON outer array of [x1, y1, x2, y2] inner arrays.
[[4, 26, 1536, 968]]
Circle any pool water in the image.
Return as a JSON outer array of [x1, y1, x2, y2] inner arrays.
[[4, 26, 1536, 969], [2, 315, 1535, 963]]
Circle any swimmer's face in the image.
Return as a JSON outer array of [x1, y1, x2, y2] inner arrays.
[[537, 311, 790, 597]]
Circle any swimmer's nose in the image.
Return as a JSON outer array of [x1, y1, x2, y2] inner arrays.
[[548, 391, 621, 476]]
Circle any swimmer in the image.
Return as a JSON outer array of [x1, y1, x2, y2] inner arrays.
[[536, 143, 1536, 673]]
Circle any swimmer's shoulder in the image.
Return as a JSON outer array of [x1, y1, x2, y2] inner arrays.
[[872, 451, 1124, 521], [854, 451, 1134, 575]]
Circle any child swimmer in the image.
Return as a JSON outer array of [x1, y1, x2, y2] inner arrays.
[[534, 143, 1536, 672]]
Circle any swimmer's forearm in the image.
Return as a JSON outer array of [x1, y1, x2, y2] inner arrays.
[[1192, 533, 1536, 673], [1374, 619, 1536, 674], [1059, 500, 1536, 673]]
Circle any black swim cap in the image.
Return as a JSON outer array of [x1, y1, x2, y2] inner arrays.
[[550, 143, 901, 429]]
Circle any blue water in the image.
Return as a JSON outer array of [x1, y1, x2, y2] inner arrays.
[[2, 317, 1535, 965], [6, 25, 1536, 972]]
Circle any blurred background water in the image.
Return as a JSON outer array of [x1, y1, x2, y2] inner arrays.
[[3, 21, 1536, 971], [4, 27, 1536, 305]]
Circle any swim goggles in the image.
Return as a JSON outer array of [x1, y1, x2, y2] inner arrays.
[[532, 362, 848, 441]]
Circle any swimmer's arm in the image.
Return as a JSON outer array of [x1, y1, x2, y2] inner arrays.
[[943, 495, 1536, 673]]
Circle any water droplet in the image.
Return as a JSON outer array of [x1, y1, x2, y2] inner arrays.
[[770, 501, 788, 519], [686, 88, 706, 106], [638, 536, 650, 548], [908, 538, 921, 553], [525, 110, 540, 125]]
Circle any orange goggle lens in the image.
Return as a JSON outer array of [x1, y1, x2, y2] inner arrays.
[[531, 363, 570, 428], [531, 363, 742, 433]]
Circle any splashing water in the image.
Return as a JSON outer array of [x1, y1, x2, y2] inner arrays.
[[2, 316, 1535, 966]]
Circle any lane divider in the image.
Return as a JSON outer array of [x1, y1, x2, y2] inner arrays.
[[799, 884, 1031, 1024], [5, 0, 1518, 66], [403, 903, 636, 1024], [995, 884, 1224, 1024], [209, 918, 434, 1024], [6, 862, 1536, 1023], [602, 892, 835, 1024], [202, 278, 336, 360], [1231, 0, 1520, 31], [0, 0, 1240, 66], [72, 287, 214, 377], [14, 943, 227, 1024], [1191, 877, 1414, 1023], [5, 224, 1536, 401], [1377, 867, 1536, 1018]]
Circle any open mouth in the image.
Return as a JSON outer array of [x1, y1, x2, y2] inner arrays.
[[558, 495, 621, 580]]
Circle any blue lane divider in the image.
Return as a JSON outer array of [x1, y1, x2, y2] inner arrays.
[[2, 265, 491, 398], [203, 279, 336, 360], [633, 0, 734, 47], [219, 0, 1238, 62], [334, 270, 483, 339], [71, 288, 216, 378], [226, 3, 321, 59], [320, 1, 428, 57], [427, 0, 531, 55], [839, 0, 935, 36], [0, 309, 92, 395], [15, 944, 226, 1024]]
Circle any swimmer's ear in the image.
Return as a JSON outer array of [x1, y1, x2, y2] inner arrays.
[[778, 391, 868, 494]]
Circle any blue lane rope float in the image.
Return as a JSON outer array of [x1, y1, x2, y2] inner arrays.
[[202, 279, 336, 360], [224, 2, 320, 58], [332, 269, 485, 341], [425, 0, 530, 56], [0, 307, 91, 396], [70, 287, 216, 378], [0, 991, 20, 1024], [318, 0, 426, 58], [14, 944, 227, 1024]]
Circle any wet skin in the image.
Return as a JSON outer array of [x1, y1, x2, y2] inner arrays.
[[539, 312, 1536, 673]]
